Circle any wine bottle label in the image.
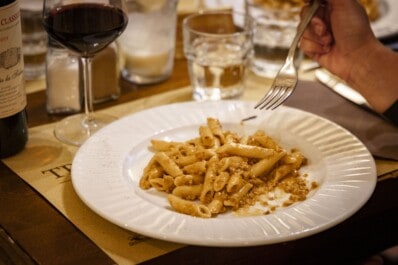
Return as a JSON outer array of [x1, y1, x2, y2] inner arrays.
[[0, 0, 27, 119]]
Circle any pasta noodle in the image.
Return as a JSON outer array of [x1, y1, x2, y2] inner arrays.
[[139, 117, 317, 218], [168, 194, 211, 218]]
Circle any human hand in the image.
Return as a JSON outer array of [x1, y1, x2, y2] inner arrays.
[[300, 0, 378, 80]]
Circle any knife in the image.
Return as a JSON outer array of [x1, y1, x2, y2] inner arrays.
[[314, 68, 375, 111]]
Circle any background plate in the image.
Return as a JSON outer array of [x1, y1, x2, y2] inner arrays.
[[371, 0, 398, 38], [72, 101, 376, 247], [225, 0, 398, 39]]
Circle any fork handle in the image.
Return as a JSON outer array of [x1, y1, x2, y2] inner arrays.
[[286, 0, 321, 62]]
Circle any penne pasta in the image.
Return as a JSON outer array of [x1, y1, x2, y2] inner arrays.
[[250, 130, 282, 151], [200, 156, 218, 204], [226, 173, 244, 194], [195, 148, 216, 160], [154, 152, 183, 177], [224, 183, 253, 209], [150, 139, 180, 151], [168, 194, 211, 218], [213, 171, 230, 192], [172, 184, 203, 200], [216, 143, 275, 158], [250, 151, 286, 178], [282, 149, 306, 169], [139, 117, 315, 218], [271, 164, 297, 187], [183, 160, 207, 175], [174, 174, 204, 186], [175, 155, 198, 167], [149, 176, 174, 192], [207, 117, 225, 143], [207, 195, 225, 214], [199, 126, 215, 147], [218, 156, 246, 172]]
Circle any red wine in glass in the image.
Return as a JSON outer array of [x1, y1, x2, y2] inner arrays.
[[44, 3, 127, 57], [42, 1, 128, 146]]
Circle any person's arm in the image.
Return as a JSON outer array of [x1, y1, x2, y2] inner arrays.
[[300, 0, 398, 114], [348, 43, 398, 114]]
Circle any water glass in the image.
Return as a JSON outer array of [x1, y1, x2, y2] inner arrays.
[[246, 0, 303, 78], [183, 11, 253, 101], [20, 0, 47, 80], [117, 0, 178, 84]]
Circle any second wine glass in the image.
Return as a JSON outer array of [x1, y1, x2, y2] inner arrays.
[[42, 0, 128, 146]]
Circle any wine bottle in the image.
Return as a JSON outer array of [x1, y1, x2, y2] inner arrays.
[[0, 0, 28, 158]]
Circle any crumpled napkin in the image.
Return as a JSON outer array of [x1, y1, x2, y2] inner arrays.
[[284, 80, 398, 161]]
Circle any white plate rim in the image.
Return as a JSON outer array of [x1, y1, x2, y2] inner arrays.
[[371, 0, 398, 39], [229, 0, 398, 39], [71, 101, 377, 247]]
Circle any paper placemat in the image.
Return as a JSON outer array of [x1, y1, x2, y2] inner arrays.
[[4, 73, 398, 264], [25, 78, 46, 94], [2, 87, 193, 265]]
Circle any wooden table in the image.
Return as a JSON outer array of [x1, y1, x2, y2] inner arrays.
[[1, 57, 398, 265]]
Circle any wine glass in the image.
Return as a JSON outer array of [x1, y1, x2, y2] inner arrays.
[[42, 0, 128, 146]]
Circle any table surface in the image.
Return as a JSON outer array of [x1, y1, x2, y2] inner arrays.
[[1, 56, 398, 265]]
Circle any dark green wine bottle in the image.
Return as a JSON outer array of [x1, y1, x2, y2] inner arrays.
[[0, 0, 28, 158]]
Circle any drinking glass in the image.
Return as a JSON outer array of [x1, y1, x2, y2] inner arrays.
[[42, 0, 128, 146], [183, 11, 253, 101], [117, 0, 178, 85], [246, 0, 303, 78]]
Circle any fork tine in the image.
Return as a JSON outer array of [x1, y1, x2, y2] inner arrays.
[[254, 84, 279, 109], [267, 86, 294, 110], [263, 87, 288, 109], [257, 86, 283, 109], [268, 80, 297, 109], [254, 82, 283, 109], [256, 87, 283, 109]]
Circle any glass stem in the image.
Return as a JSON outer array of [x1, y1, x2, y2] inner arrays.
[[80, 56, 95, 127]]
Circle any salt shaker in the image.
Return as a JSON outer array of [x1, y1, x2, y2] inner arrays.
[[45, 38, 81, 114], [92, 43, 120, 103]]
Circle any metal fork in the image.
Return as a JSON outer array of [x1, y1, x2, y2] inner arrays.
[[254, 0, 321, 110]]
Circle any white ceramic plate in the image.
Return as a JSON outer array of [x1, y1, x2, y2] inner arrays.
[[72, 101, 376, 247], [372, 0, 398, 38]]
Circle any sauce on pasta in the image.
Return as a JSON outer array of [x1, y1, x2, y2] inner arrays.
[[139, 118, 318, 218]]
